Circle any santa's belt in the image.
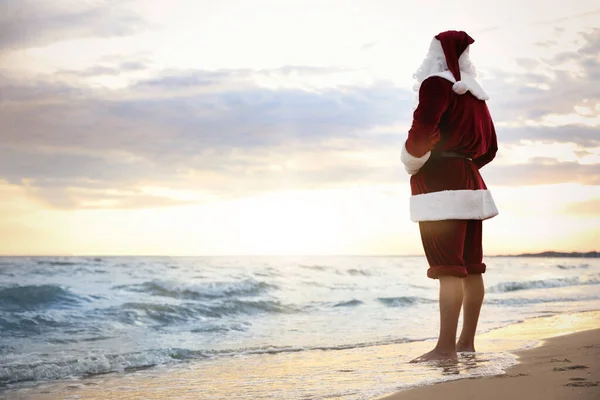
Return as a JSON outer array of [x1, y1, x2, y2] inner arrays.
[[431, 151, 472, 160]]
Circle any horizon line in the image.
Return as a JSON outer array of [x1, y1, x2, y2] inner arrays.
[[0, 251, 598, 258]]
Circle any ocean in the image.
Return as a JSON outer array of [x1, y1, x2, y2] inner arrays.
[[1, 255, 599, 399]]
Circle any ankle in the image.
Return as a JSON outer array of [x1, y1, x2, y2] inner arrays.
[[456, 338, 476, 352], [434, 344, 457, 356], [457, 335, 474, 345]]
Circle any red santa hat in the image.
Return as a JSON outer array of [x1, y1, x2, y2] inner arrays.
[[434, 30, 475, 95]]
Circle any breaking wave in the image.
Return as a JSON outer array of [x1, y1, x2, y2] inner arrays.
[[102, 299, 296, 326], [0, 337, 415, 386], [334, 299, 364, 307], [113, 279, 276, 300], [36, 260, 79, 266], [377, 296, 435, 307], [0, 285, 86, 312], [487, 275, 600, 293]]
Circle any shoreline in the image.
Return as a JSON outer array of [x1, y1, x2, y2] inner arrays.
[[377, 311, 600, 400], [2, 311, 599, 399]]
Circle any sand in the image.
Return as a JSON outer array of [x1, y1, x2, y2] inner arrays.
[[378, 325, 600, 399]]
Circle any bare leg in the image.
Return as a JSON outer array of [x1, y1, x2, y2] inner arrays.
[[457, 274, 484, 352], [410, 276, 463, 362]]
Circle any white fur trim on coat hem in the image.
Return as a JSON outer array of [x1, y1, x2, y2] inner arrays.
[[410, 189, 499, 222], [401, 141, 431, 175]]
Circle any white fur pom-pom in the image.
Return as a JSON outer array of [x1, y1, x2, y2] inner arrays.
[[452, 81, 468, 95]]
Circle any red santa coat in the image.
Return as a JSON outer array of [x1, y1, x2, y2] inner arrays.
[[401, 70, 499, 222]]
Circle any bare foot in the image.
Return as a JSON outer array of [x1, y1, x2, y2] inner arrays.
[[456, 341, 475, 353], [410, 348, 458, 363]]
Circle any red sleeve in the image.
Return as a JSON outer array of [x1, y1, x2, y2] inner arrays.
[[473, 118, 498, 169], [405, 77, 451, 157]]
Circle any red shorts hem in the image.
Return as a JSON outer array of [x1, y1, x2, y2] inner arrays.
[[466, 262, 486, 274], [427, 265, 468, 279]]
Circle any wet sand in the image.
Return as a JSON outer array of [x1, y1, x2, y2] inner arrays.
[[377, 312, 600, 400]]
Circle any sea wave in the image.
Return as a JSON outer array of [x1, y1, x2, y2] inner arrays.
[[36, 260, 79, 266], [113, 279, 276, 300], [190, 322, 250, 333], [346, 269, 372, 276], [0, 338, 415, 386], [487, 275, 600, 293], [486, 294, 600, 305], [0, 349, 198, 386], [377, 296, 435, 307], [299, 264, 331, 271], [46, 336, 115, 345], [0, 314, 69, 336], [100, 299, 296, 327], [2, 255, 599, 393], [556, 264, 589, 270], [334, 299, 364, 307], [0, 285, 86, 312]]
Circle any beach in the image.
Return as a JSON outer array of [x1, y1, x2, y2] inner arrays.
[[1, 256, 599, 399], [380, 329, 600, 400]]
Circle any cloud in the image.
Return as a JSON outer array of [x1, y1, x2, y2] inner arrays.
[[2, 27, 600, 209], [0, 145, 173, 187], [486, 28, 600, 122], [515, 58, 540, 70], [55, 61, 149, 78], [484, 158, 600, 187], [130, 66, 356, 93], [0, 0, 149, 51], [31, 187, 197, 210], [561, 198, 600, 215], [533, 8, 600, 26], [574, 149, 594, 158], [0, 67, 412, 207], [498, 125, 600, 147], [4, 56, 600, 209], [3, 66, 409, 151]]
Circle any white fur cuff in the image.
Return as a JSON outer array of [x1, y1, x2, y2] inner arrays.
[[401, 142, 431, 175], [409, 189, 499, 222]]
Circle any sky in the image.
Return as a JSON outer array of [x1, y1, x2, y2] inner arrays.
[[1, 0, 599, 256]]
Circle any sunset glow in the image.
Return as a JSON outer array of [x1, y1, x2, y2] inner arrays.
[[1, 0, 599, 256]]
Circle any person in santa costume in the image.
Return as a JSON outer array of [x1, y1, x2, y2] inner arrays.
[[401, 30, 498, 362]]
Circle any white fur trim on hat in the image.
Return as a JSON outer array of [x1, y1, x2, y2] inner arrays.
[[428, 70, 489, 100], [401, 141, 431, 175], [452, 81, 468, 95], [409, 189, 499, 222]]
